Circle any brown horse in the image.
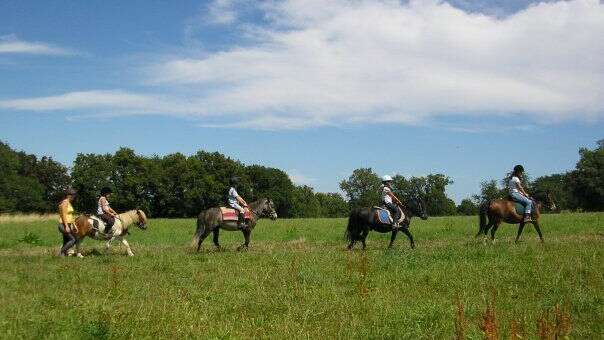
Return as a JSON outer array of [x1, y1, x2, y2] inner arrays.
[[475, 192, 555, 243], [72, 209, 148, 257], [193, 198, 277, 252]]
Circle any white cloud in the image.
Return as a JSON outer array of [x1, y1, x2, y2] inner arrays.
[[206, 0, 238, 25], [0, 90, 207, 117], [288, 169, 315, 186], [151, 0, 604, 128], [3, 0, 604, 129], [0, 35, 74, 55]]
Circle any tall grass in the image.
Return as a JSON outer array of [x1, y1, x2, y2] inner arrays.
[[0, 213, 602, 338]]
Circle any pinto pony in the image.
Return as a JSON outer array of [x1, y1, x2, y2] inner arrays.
[[73, 209, 148, 256], [476, 192, 555, 243]]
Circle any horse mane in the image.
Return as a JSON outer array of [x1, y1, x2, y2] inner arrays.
[[117, 210, 138, 231]]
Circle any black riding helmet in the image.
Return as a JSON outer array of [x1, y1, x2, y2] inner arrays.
[[100, 187, 113, 197], [513, 165, 524, 175], [230, 177, 239, 186], [64, 188, 76, 197]]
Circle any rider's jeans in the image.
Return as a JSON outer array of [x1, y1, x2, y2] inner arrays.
[[510, 192, 532, 214], [384, 202, 401, 223]]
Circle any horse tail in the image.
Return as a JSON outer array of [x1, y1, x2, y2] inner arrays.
[[345, 208, 361, 242], [477, 201, 490, 237], [192, 213, 205, 249], [345, 213, 353, 242]]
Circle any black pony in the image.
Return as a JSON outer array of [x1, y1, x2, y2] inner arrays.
[[345, 196, 428, 250]]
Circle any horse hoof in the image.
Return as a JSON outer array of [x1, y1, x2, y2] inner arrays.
[[76, 253, 84, 258]]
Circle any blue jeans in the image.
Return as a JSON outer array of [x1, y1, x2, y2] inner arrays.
[[384, 202, 401, 225], [510, 192, 532, 214]]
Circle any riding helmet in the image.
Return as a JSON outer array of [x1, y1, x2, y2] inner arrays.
[[100, 187, 113, 196], [513, 165, 524, 174], [382, 175, 393, 182], [64, 188, 76, 197]]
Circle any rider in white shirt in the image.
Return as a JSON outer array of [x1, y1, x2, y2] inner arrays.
[[228, 177, 249, 229], [97, 187, 118, 233], [508, 165, 533, 222], [380, 175, 404, 229]]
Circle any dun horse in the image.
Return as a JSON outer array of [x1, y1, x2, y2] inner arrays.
[[72, 209, 148, 257], [346, 196, 428, 250], [476, 192, 555, 242], [193, 198, 277, 251]]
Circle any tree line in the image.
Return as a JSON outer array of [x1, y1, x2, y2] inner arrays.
[[0, 139, 602, 217], [0, 141, 349, 218]]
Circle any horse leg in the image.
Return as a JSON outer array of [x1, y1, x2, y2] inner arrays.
[[196, 228, 211, 252], [361, 227, 369, 250], [490, 222, 500, 242], [532, 220, 544, 243], [388, 229, 398, 249], [400, 226, 415, 249], [75, 238, 84, 258], [237, 229, 251, 251], [212, 228, 221, 250], [515, 222, 526, 243], [119, 236, 135, 256], [347, 240, 356, 250], [105, 237, 114, 255]]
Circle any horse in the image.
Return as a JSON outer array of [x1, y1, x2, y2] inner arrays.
[[193, 198, 277, 252], [475, 192, 556, 243], [345, 196, 428, 250], [72, 209, 148, 257]]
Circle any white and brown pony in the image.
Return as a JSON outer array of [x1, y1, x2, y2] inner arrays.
[[73, 209, 148, 257]]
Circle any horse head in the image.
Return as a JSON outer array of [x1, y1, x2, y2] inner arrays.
[[263, 198, 278, 220], [533, 191, 557, 211], [545, 192, 557, 211], [135, 209, 149, 230], [408, 194, 428, 220]]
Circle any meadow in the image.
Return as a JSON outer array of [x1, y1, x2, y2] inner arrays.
[[0, 213, 602, 339]]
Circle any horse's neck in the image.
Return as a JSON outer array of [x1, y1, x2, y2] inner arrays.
[[118, 211, 136, 229], [248, 201, 264, 216]]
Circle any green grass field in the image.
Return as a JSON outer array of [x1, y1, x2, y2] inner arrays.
[[0, 213, 602, 339]]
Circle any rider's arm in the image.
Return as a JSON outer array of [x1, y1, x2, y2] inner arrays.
[[101, 197, 118, 216], [388, 192, 403, 205], [517, 182, 530, 198], [59, 201, 71, 233], [237, 196, 248, 207]]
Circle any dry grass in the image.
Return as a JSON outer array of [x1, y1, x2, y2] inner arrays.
[[454, 297, 467, 340], [0, 213, 57, 223]]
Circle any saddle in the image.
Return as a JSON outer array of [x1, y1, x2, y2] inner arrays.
[[373, 206, 405, 225], [90, 216, 115, 239], [220, 207, 252, 221]]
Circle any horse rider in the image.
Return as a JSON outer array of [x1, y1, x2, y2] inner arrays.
[[228, 177, 249, 229], [508, 165, 533, 223], [58, 188, 78, 256], [380, 175, 404, 229], [98, 187, 118, 234]]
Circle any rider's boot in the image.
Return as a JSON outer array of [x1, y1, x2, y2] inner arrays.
[[523, 213, 532, 223], [238, 212, 247, 230]]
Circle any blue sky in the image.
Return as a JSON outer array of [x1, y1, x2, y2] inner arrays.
[[1, 0, 603, 202]]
